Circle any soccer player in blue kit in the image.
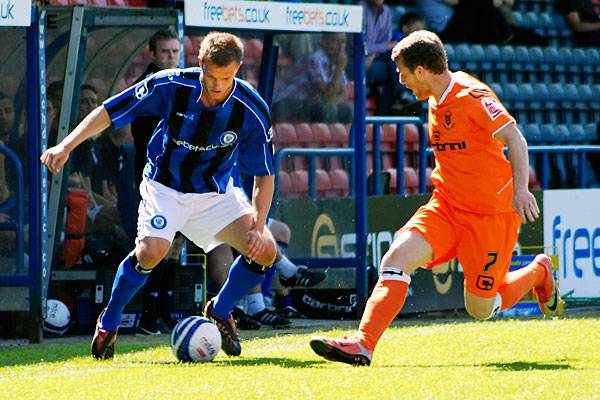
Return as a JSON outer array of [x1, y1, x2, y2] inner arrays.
[[41, 32, 277, 359]]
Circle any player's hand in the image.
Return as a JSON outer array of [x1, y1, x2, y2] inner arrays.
[[40, 145, 70, 174], [513, 189, 539, 224], [246, 228, 266, 260]]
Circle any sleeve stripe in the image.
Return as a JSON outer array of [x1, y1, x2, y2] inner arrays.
[[233, 95, 269, 141], [491, 120, 515, 137]]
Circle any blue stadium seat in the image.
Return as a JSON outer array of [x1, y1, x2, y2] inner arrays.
[[576, 84, 593, 123], [503, 83, 519, 111], [526, 46, 544, 83], [444, 44, 455, 64], [466, 45, 485, 77], [500, 46, 516, 83], [541, 47, 559, 83], [489, 82, 503, 101], [513, 46, 529, 84], [540, 124, 558, 144], [516, 83, 535, 123], [584, 123, 598, 143], [570, 124, 587, 144], [524, 123, 542, 145], [562, 84, 579, 124], [538, 13, 555, 38], [552, 13, 573, 47], [583, 48, 600, 84], [590, 85, 600, 113], [523, 12, 538, 30], [547, 83, 564, 124], [512, 10, 524, 27], [482, 45, 501, 81]]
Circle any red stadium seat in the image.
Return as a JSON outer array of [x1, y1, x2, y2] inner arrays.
[[108, 0, 127, 5], [90, 0, 109, 5], [316, 169, 335, 197], [386, 167, 419, 195], [290, 170, 309, 198], [312, 123, 332, 147], [277, 171, 293, 198], [329, 169, 350, 197], [48, 0, 70, 4], [404, 123, 420, 152], [273, 123, 297, 148], [294, 123, 314, 147], [329, 123, 349, 147], [381, 124, 397, 151]]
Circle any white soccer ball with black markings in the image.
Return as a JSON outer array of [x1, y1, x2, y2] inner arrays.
[[43, 299, 71, 336], [170, 316, 221, 362]]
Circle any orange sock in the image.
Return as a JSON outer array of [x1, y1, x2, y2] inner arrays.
[[356, 269, 410, 351], [498, 260, 545, 310]]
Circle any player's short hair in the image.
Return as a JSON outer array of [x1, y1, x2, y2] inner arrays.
[[198, 32, 244, 66], [80, 83, 97, 95], [149, 29, 179, 53], [391, 30, 447, 75]]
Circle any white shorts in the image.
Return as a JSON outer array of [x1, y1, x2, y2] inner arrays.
[[137, 178, 253, 252]]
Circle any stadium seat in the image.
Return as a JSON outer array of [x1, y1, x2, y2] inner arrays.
[[483, 45, 501, 82], [502, 83, 519, 112], [527, 46, 544, 84], [48, 0, 70, 4], [277, 170, 293, 198], [570, 124, 587, 144], [125, 0, 147, 6], [584, 123, 598, 143], [380, 124, 397, 151], [583, 48, 600, 84], [489, 83, 504, 101], [386, 167, 418, 195], [515, 83, 534, 123], [541, 47, 559, 83], [466, 45, 485, 75], [90, 0, 109, 5], [329, 123, 349, 147], [512, 46, 529, 84], [329, 169, 350, 197], [316, 169, 335, 197], [547, 83, 564, 125], [499, 46, 516, 83], [523, 123, 542, 145], [312, 123, 332, 147], [561, 84, 579, 125], [273, 123, 297, 148], [290, 170, 309, 198], [294, 123, 314, 147], [404, 123, 420, 153]]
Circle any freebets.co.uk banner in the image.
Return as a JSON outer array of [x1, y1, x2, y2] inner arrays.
[[185, 0, 362, 33], [0, 0, 31, 27]]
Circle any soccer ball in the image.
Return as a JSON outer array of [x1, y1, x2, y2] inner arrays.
[[43, 299, 71, 336], [170, 316, 221, 362]]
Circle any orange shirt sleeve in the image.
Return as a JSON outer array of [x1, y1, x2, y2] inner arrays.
[[468, 94, 515, 137]]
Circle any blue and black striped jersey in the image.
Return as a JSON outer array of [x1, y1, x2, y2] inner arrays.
[[103, 67, 274, 194]]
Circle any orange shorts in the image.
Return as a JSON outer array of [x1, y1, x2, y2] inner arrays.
[[401, 192, 521, 298]]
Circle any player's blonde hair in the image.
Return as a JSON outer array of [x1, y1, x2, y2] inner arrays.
[[198, 32, 244, 66], [391, 30, 448, 74]]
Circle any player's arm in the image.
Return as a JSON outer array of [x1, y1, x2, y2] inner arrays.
[[495, 123, 540, 224], [565, 11, 600, 32], [40, 106, 111, 174]]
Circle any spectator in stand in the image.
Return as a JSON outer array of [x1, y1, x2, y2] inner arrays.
[[130, 29, 182, 335], [393, 12, 427, 41], [418, 0, 513, 44], [557, 0, 600, 47], [364, 0, 399, 116], [272, 33, 353, 124]]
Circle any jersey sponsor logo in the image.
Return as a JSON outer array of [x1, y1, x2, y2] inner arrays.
[[150, 215, 167, 230], [219, 131, 238, 145], [431, 130, 467, 152], [481, 97, 504, 120], [134, 81, 149, 100], [171, 138, 234, 152]]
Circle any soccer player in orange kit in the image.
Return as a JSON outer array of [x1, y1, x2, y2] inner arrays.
[[310, 30, 564, 366]]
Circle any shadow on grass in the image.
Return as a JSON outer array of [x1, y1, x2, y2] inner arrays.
[[483, 360, 573, 371], [133, 357, 323, 368]]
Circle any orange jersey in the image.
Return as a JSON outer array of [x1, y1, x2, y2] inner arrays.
[[428, 72, 516, 214]]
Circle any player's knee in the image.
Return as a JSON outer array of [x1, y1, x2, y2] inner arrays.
[[254, 237, 277, 266], [136, 239, 170, 269], [465, 294, 502, 321]]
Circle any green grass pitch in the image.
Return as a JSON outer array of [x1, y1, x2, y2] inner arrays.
[[1, 312, 599, 400]]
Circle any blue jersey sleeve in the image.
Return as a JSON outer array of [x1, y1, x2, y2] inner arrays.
[[238, 115, 274, 177], [102, 73, 167, 129]]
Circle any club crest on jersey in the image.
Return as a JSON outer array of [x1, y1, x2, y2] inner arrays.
[[150, 215, 167, 230], [444, 110, 455, 129], [219, 131, 238, 145], [481, 97, 504, 120], [135, 81, 149, 100]]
